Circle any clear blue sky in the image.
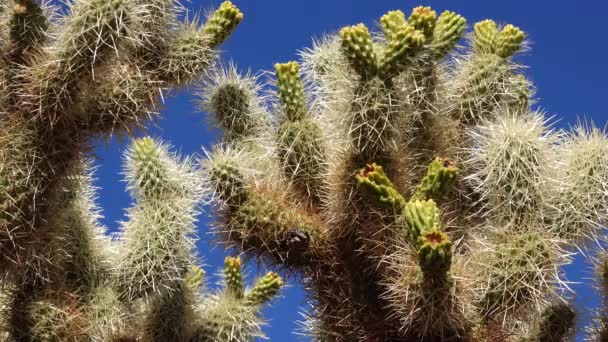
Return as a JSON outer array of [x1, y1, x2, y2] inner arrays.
[[91, 1, 608, 340]]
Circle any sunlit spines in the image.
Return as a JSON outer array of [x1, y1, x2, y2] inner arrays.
[[115, 137, 199, 301], [202, 1, 243, 49], [547, 123, 608, 243], [203, 146, 249, 208], [159, 19, 214, 85], [475, 229, 568, 323], [275, 61, 326, 203], [466, 113, 557, 227], [197, 64, 269, 144], [26, 0, 141, 123]]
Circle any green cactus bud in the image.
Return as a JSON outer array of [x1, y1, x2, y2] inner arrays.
[[186, 265, 205, 293], [245, 272, 284, 306], [224, 256, 244, 299], [474, 19, 498, 55], [131, 137, 168, 196], [417, 229, 452, 275], [379, 24, 425, 78], [495, 24, 525, 58], [202, 1, 243, 49], [429, 10, 466, 59], [408, 6, 437, 39], [380, 10, 407, 41], [412, 157, 458, 201], [355, 163, 406, 210], [275, 61, 307, 122], [404, 199, 441, 241], [340, 23, 378, 77]]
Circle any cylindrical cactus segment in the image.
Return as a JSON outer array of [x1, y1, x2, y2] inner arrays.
[[207, 155, 248, 207], [473, 19, 499, 55], [411, 157, 458, 201], [340, 23, 378, 77], [186, 265, 205, 293], [132, 137, 168, 196], [429, 10, 467, 59], [355, 163, 407, 210], [495, 24, 525, 58], [378, 24, 425, 78], [245, 272, 284, 306], [202, 1, 243, 49], [417, 229, 452, 275], [275, 61, 307, 122], [408, 6, 437, 39], [404, 199, 442, 241], [380, 10, 407, 41], [224, 256, 244, 299]]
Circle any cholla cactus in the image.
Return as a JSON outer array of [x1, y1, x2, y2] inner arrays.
[[0, 1, 285, 340], [199, 5, 608, 342]]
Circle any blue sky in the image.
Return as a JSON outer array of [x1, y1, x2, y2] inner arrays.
[[91, 1, 608, 340]]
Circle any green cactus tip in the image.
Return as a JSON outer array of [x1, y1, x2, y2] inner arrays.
[[339, 23, 378, 77], [203, 1, 244, 48], [380, 10, 407, 41], [430, 10, 467, 59], [412, 157, 458, 201], [417, 229, 452, 275], [408, 6, 437, 39], [496, 24, 525, 58], [404, 199, 441, 241], [275, 61, 307, 121], [355, 163, 406, 210], [474, 19, 525, 58], [245, 272, 284, 306], [186, 265, 205, 293], [225, 256, 244, 299]]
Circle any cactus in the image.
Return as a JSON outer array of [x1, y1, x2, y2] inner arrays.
[[198, 5, 608, 342], [0, 1, 285, 340], [0, 2, 607, 342]]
